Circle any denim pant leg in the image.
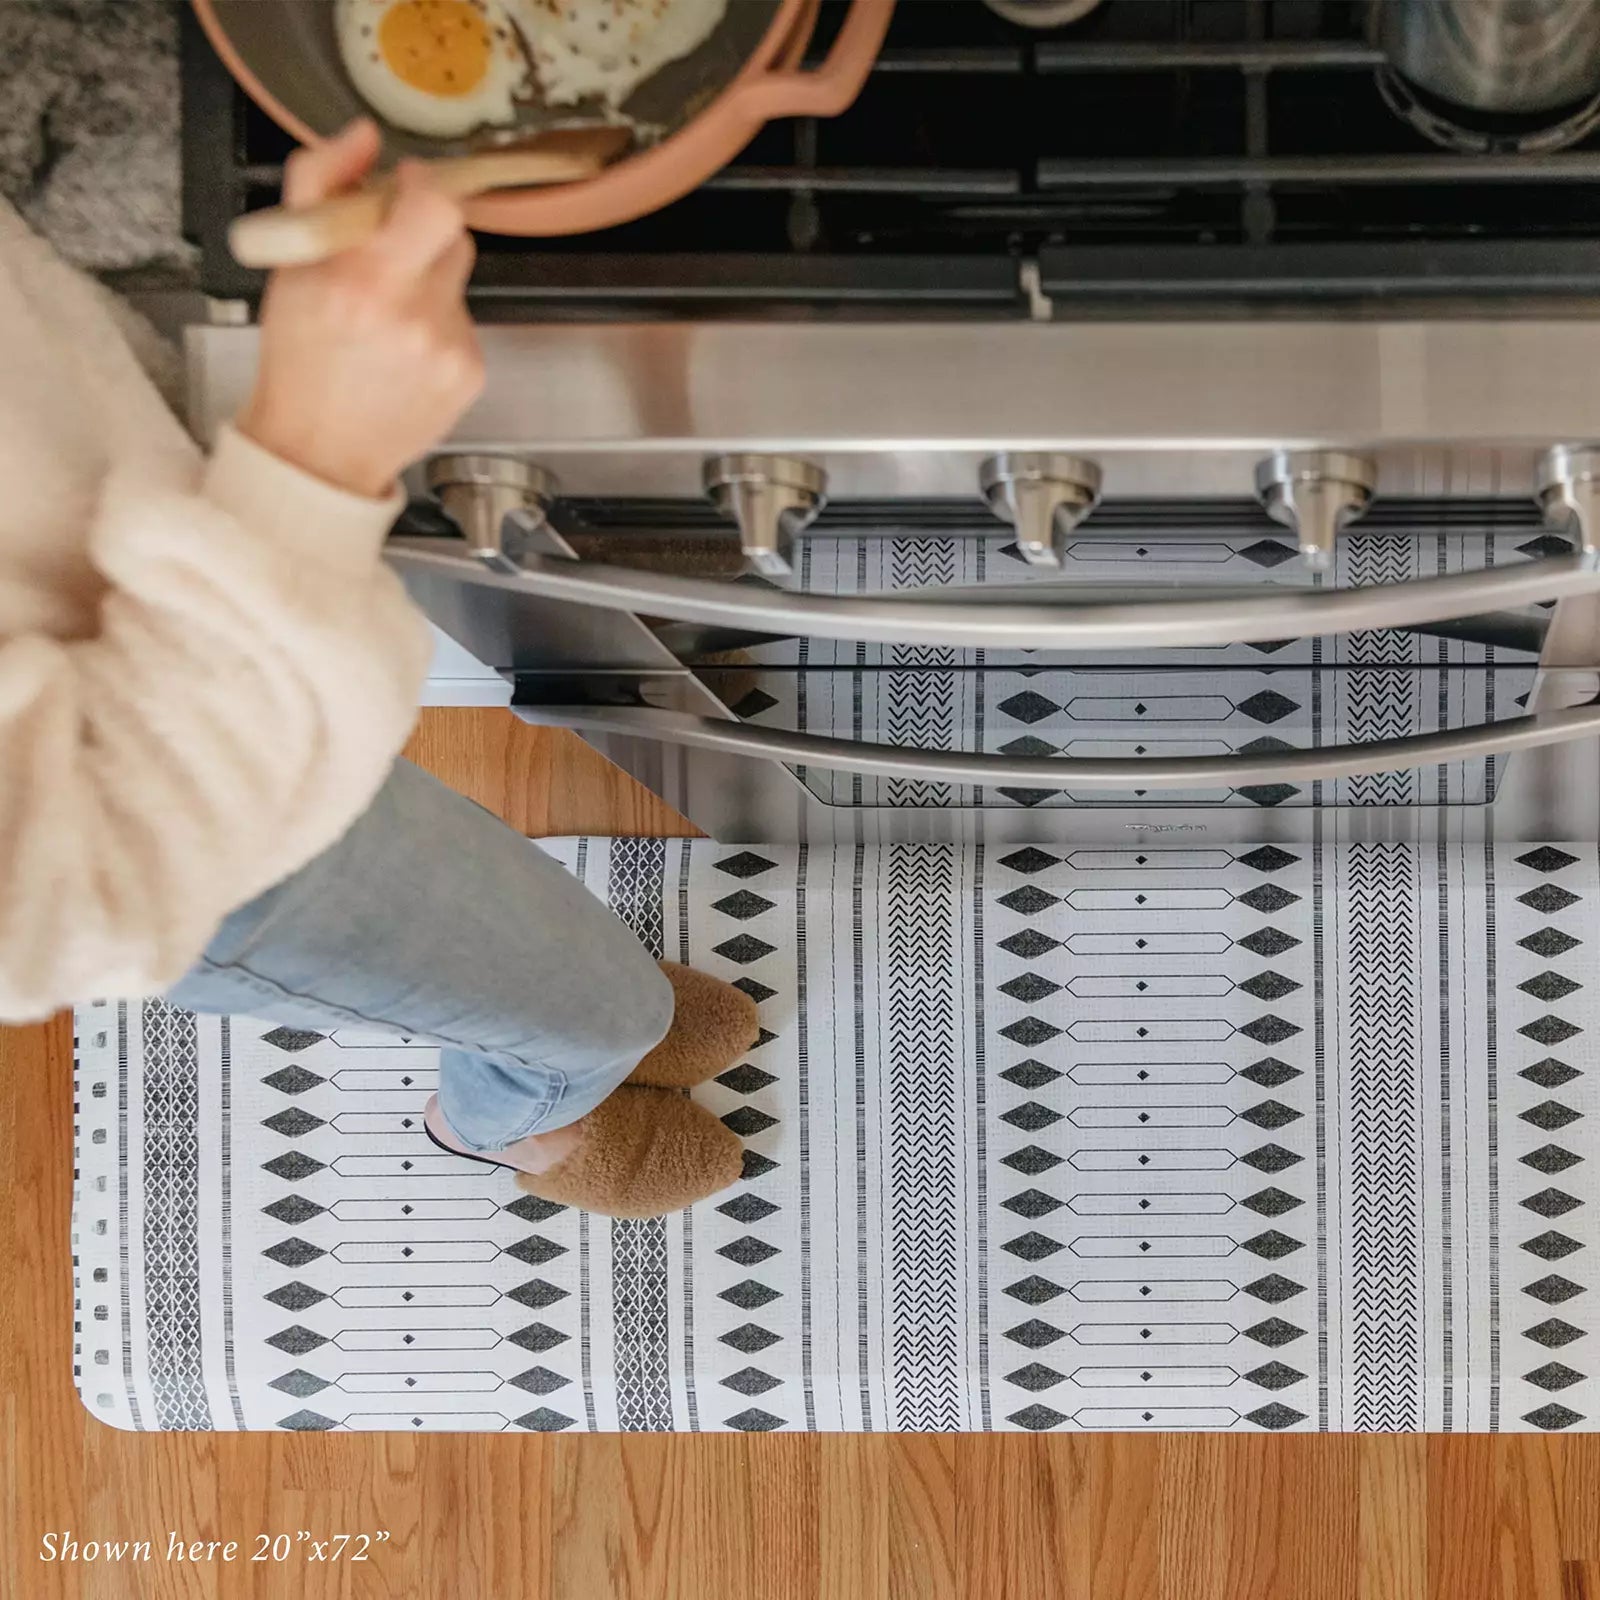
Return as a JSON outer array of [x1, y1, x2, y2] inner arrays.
[[169, 759, 674, 1149]]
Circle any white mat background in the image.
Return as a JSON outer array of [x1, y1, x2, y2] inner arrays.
[[74, 839, 1597, 1435]]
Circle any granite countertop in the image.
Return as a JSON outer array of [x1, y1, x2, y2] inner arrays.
[[0, 0, 196, 280]]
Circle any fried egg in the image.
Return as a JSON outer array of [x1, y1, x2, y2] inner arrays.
[[336, 0, 533, 138], [511, 0, 728, 108]]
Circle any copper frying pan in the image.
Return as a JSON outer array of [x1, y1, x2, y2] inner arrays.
[[192, 0, 894, 237]]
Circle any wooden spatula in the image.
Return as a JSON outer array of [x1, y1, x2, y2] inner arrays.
[[228, 126, 631, 269]]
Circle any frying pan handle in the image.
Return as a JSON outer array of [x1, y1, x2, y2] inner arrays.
[[741, 0, 895, 119], [227, 135, 629, 269]]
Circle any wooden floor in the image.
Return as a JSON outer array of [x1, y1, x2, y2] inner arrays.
[[4, 708, 1599, 1600]]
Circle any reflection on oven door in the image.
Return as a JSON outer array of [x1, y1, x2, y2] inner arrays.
[[687, 525, 1540, 813]]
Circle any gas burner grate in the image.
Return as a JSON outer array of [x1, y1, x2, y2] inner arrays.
[[182, 0, 1600, 311]]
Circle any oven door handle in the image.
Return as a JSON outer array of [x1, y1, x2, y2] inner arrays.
[[513, 701, 1600, 788], [387, 540, 1600, 650]]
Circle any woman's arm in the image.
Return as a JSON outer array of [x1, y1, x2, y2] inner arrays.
[[0, 123, 485, 1020]]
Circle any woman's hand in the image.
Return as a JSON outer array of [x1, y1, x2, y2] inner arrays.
[[236, 119, 484, 500]]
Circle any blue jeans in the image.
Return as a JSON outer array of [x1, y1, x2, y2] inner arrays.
[[169, 760, 674, 1149]]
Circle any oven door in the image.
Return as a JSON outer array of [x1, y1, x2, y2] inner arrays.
[[390, 508, 1600, 845]]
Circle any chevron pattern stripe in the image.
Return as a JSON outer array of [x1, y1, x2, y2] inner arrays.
[[883, 540, 962, 809], [882, 655, 960, 809], [1339, 534, 1422, 807], [884, 846, 966, 1430], [1342, 843, 1424, 1429], [1339, 674, 1420, 807]]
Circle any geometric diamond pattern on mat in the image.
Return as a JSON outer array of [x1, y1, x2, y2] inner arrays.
[[722, 1106, 779, 1137], [1517, 535, 1576, 560], [269, 1369, 330, 1398], [1246, 1402, 1307, 1431], [1523, 1403, 1584, 1430], [1244, 1361, 1306, 1391], [70, 835, 1600, 1437], [1245, 1275, 1305, 1303], [717, 1195, 781, 1228], [1525, 1275, 1585, 1304], [997, 691, 1057, 725], [983, 840, 1321, 1433], [1518, 848, 1581, 875], [1503, 846, 1592, 1431], [721, 1323, 781, 1355], [1239, 1101, 1302, 1130], [702, 854, 790, 1429], [1522, 1059, 1583, 1089], [261, 1064, 325, 1096], [1237, 885, 1301, 914], [712, 891, 776, 922], [1520, 971, 1584, 1003], [264, 1282, 327, 1312], [1239, 778, 1300, 813], [1238, 538, 1297, 568], [139, 1002, 212, 1429], [1235, 690, 1299, 726], [260, 1027, 327, 1054], [1245, 1318, 1307, 1348], [261, 1151, 325, 1182], [261, 1107, 325, 1138], [277, 1409, 338, 1431], [1522, 1101, 1583, 1131], [1240, 1058, 1302, 1088], [1520, 885, 1582, 915], [717, 1063, 778, 1096], [1525, 1318, 1585, 1348], [724, 1407, 785, 1432], [1523, 1145, 1584, 1175]]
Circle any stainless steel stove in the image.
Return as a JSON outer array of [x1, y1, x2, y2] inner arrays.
[[183, 3, 1600, 845]]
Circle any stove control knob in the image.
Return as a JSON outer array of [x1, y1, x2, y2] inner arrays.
[[1535, 445, 1600, 568], [425, 454, 567, 572], [979, 452, 1102, 569], [1254, 450, 1377, 573], [703, 454, 827, 579]]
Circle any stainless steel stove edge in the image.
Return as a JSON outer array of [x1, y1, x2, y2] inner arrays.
[[191, 318, 1600, 502]]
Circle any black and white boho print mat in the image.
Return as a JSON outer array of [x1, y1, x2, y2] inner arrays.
[[74, 839, 1597, 1435]]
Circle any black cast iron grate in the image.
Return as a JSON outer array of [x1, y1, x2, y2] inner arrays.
[[181, 0, 1600, 311]]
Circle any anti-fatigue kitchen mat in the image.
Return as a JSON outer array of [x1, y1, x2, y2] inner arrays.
[[73, 839, 1598, 1435]]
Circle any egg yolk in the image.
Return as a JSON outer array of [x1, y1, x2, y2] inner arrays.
[[378, 0, 492, 97]]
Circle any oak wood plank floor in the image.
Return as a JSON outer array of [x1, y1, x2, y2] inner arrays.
[[3, 709, 1597, 1599]]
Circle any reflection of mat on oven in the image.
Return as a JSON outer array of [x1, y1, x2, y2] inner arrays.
[[715, 528, 1539, 809], [75, 838, 1596, 1435]]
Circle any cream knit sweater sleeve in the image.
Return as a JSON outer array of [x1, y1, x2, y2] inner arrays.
[[0, 424, 433, 1024]]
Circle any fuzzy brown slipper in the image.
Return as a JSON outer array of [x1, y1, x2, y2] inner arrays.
[[627, 962, 761, 1090], [515, 1086, 743, 1218]]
